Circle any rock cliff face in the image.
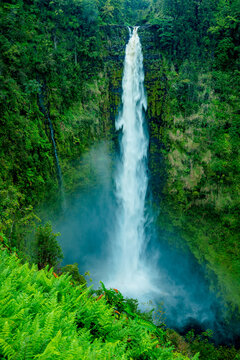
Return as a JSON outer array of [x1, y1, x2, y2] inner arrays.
[[140, 27, 168, 200]]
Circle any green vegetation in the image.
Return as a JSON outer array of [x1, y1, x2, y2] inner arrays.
[[168, 329, 240, 360], [142, 0, 240, 311], [0, 0, 115, 248], [0, 0, 239, 358], [61, 263, 87, 286], [0, 247, 196, 360], [159, 66, 240, 308], [32, 222, 63, 270]]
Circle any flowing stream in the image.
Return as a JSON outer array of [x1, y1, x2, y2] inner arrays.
[[108, 27, 155, 296]]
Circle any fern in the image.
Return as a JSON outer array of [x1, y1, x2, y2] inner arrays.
[[0, 249, 191, 360], [0, 339, 16, 360]]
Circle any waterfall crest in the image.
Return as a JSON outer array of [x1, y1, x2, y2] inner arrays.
[[109, 27, 155, 296]]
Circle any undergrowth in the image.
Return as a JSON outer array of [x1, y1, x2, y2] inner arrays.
[[0, 247, 196, 360]]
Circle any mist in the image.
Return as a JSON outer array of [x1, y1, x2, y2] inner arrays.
[[57, 142, 116, 281], [55, 141, 239, 347]]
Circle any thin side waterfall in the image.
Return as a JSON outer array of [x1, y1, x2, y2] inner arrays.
[[38, 84, 65, 206], [109, 27, 156, 296], [47, 114, 66, 208], [48, 118, 63, 189]]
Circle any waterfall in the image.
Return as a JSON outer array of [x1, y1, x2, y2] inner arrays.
[[110, 27, 155, 296], [48, 118, 63, 188], [38, 84, 64, 204]]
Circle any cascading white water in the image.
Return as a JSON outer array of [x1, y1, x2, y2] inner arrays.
[[109, 27, 155, 296], [58, 27, 221, 335]]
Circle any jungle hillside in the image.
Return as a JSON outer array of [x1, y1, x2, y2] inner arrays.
[[0, 0, 240, 359]]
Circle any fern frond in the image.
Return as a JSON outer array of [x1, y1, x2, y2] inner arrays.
[[0, 338, 17, 359]]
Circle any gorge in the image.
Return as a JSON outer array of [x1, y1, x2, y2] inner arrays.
[[57, 26, 239, 346], [1, 0, 239, 358]]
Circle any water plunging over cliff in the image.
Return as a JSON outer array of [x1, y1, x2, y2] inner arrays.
[[57, 28, 236, 343], [108, 27, 155, 296]]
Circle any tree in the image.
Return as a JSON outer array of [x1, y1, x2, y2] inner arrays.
[[61, 263, 87, 285], [33, 222, 63, 269]]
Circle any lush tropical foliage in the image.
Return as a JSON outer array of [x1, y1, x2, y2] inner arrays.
[[144, 0, 240, 310], [0, 0, 239, 358], [0, 246, 197, 360]]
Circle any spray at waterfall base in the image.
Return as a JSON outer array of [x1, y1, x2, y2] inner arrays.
[[58, 27, 240, 346]]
